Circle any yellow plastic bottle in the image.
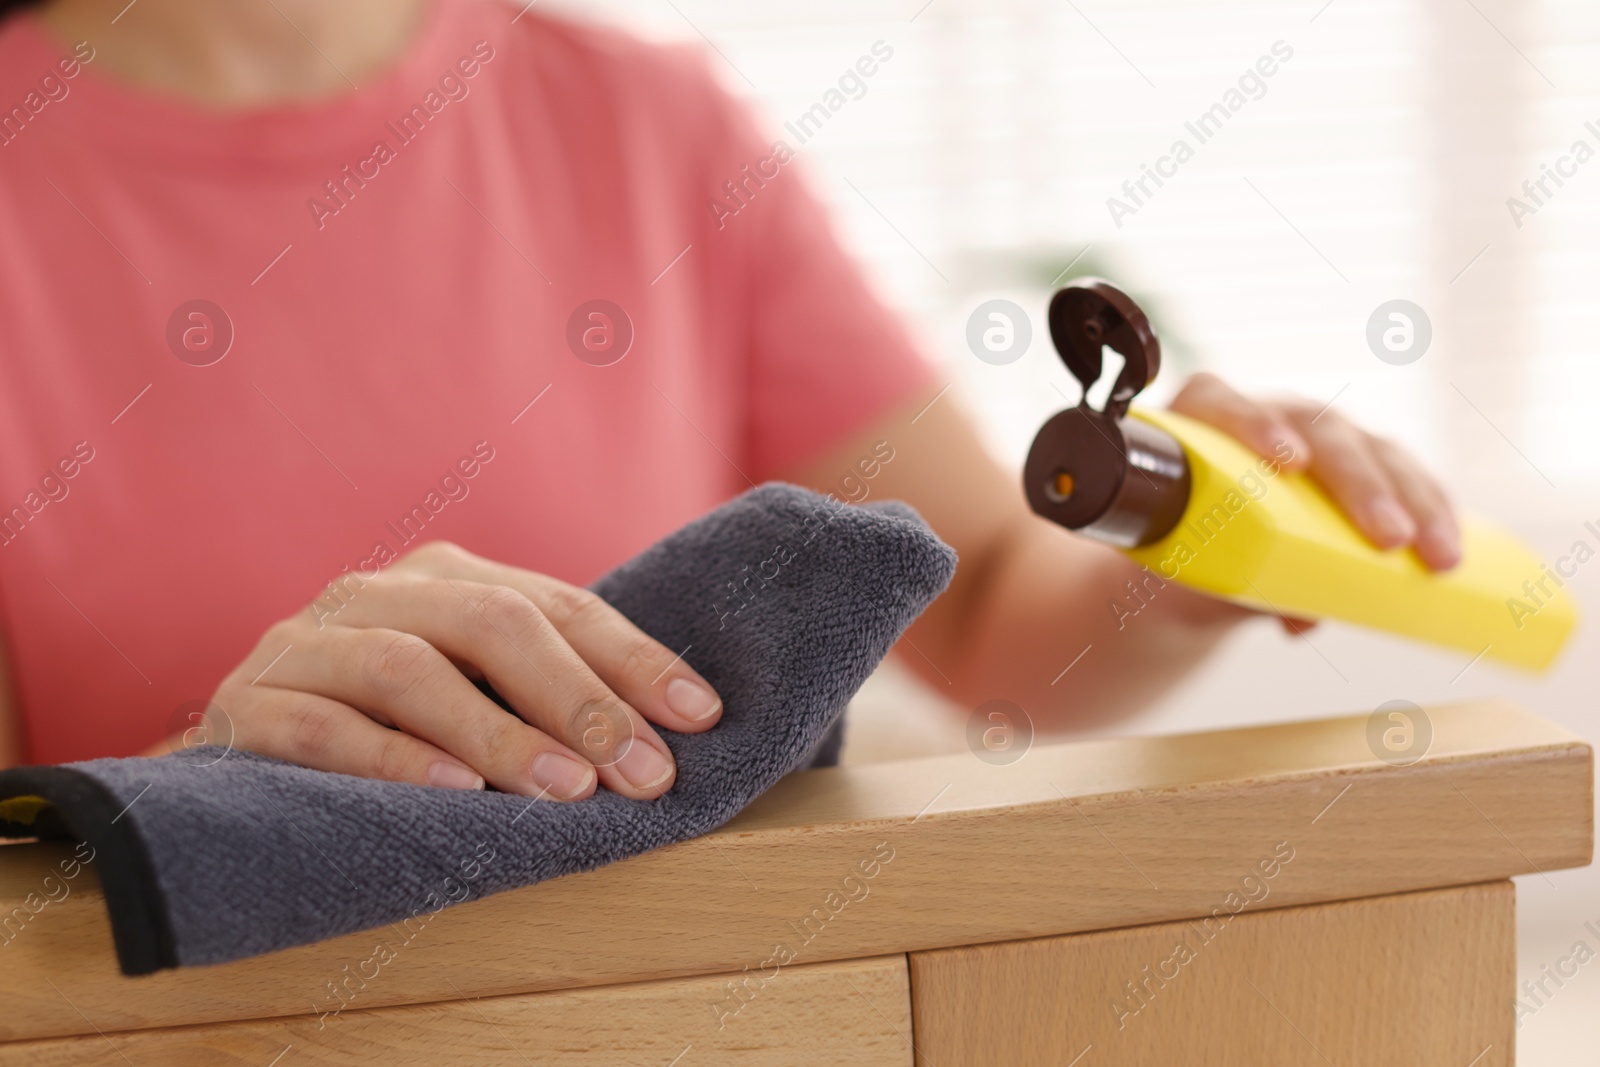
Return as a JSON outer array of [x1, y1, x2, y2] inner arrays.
[[1024, 279, 1576, 671]]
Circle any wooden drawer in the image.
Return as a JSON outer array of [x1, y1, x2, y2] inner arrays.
[[910, 882, 1514, 1067], [0, 954, 913, 1067]]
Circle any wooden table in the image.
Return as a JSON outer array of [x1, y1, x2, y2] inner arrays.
[[0, 698, 1590, 1065]]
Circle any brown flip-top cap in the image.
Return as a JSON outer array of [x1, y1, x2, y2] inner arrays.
[[1024, 278, 1192, 549]]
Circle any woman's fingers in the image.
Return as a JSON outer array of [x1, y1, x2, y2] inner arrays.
[[304, 581, 680, 800], [1169, 373, 1310, 471], [1291, 416, 1459, 569], [217, 545, 708, 801], [225, 687, 485, 790], [1167, 373, 1461, 573], [263, 625, 607, 801], [1292, 410, 1414, 549], [399, 543, 723, 733], [1286, 408, 1417, 551], [1369, 438, 1462, 570], [521, 577, 724, 730]]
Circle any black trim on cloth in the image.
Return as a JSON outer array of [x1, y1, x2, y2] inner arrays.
[[0, 766, 175, 975]]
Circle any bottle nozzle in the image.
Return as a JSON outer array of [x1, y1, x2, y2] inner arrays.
[[1026, 407, 1191, 548], [1025, 278, 1192, 549]]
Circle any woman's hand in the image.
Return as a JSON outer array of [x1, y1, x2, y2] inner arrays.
[[205, 541, 723, 801], [1169, 373, 1461, 571]]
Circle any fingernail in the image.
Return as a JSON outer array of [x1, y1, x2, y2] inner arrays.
[[1419, 520, 1462, 569], [665, 677, 721, 721], [1366, 498, 1416, 545], [428, 761, 485, 791], [615, 736, 674, 791], [531, 752, 596, 799]]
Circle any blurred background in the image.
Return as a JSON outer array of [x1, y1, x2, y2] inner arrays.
[[563, 0, 1597, 1060]]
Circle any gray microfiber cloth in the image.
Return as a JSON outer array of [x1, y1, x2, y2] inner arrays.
[[0, 484, 955, 975]]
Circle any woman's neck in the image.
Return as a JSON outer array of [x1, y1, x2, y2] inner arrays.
[[36, 0, 431, 106]]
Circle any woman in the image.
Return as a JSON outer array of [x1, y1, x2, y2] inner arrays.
[[0, 0, 1459, 801]]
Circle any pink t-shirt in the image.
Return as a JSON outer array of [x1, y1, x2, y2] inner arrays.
[[0, 0, 933, 764]]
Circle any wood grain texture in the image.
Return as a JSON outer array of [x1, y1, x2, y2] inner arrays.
[[0, 699, 1588, 1042], [908, 882, 1515, 1067], [0, 955, 913, 1067]]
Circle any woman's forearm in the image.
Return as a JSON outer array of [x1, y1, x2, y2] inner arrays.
[[793, 375, 1456, 735], [908, 514, 1250, 732], [791, 389, 1249, 730]]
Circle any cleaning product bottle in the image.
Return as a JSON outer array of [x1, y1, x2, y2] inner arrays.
[[1023, 278, 1576, 671]]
